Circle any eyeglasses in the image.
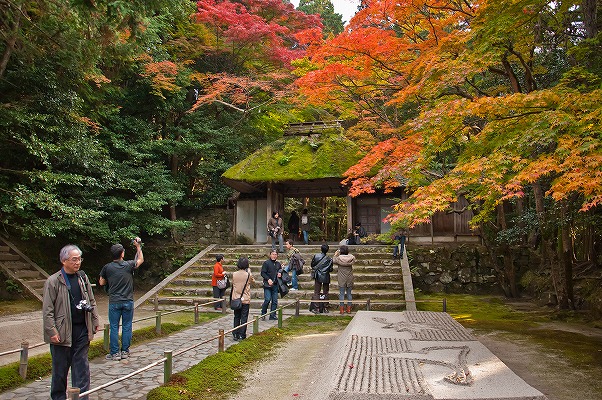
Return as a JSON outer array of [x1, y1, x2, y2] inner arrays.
[[69, 257, 83, 263]]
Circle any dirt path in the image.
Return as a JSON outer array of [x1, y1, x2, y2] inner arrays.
[[229, 332, 341, 400]]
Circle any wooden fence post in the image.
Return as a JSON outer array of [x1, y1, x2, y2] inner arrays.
[[164, 350, 172, 384], [67, 387, 80, 400], [295, 299, 300, 317], [19, 341, 28, 379], [218, 329, 225, 352], [103, 324, 110, 352], [366, 298, 371, 311], [253, 316, 259, 335], [278, 308, 283, 329], [194, 303, 199, 324], [156, 311, 162, 335]]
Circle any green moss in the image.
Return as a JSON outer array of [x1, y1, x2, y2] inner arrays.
[[222, 131, 365, 182]]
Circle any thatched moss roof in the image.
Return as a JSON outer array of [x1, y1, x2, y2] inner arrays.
[[222, 130, 365, 195]]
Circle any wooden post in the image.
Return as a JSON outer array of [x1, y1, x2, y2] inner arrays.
[[295, 299, 300, 317], [67, 387, 80, 400], [366, 298, 371, 311], [194, 303, 199, 324], [218, 329, 225, 352], [253, 316, 259, 335], [278, 308, 283, 329], [221, 296, 227, 314], [155, 311, 162, 335], [443, 298, 447, 313], [19, 341, 28, 379], [103, 324, 110, 352], [154, 294, 158, 311], [164, 351, 172, 384]]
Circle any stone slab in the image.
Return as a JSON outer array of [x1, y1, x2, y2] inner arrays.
[[319, 311, 547, 400]]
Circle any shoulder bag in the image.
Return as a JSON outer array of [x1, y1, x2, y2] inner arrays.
[[230, 273, 250, 310]]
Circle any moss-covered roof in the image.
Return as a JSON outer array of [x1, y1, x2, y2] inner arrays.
[[222, 130, 365, 184]]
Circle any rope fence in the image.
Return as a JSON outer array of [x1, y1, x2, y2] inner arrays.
[[4, 297, 445, 399]]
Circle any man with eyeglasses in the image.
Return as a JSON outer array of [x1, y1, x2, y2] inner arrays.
[[42, 244, 100, 400], [99, 237, 144, 361]]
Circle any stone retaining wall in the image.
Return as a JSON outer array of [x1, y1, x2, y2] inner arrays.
[[409, 244, 534, 294], [175, 207, 234, 244]]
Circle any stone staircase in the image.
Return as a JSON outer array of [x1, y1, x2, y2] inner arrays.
[[137, 244, 405, 311], [0, 237, 50, 301]]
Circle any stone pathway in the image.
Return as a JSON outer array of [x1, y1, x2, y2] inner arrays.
[[0, 313, 287, 400]]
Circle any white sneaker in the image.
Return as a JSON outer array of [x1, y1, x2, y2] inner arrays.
[[290, 288, 298, 291]]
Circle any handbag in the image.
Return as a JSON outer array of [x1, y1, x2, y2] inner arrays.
[[217, 275, 229, 289], [230, 273, 250, 310]]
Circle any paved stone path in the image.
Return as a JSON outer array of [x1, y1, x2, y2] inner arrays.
[[0, 313, 287, 400]]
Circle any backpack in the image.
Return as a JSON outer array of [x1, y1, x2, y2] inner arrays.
[[291, 252, 305, 274]]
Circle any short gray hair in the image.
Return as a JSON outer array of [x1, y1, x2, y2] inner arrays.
[[60, 244, 82, 262]]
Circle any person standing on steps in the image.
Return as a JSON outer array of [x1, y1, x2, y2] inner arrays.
[[268, 210, 284, 253], [232, 257, 255, 340], [288, 210, 300, 242], [99, 237, 144, 361], [392, 230, 407, 259], [284, 239, 301, 290], [211, 254, 226, 310], [43, 244, 101, 400], [333, 244, 356, 314], [261, 250, 282, 320], [300, 208, 310, 245], [310, 243, 333, 313]]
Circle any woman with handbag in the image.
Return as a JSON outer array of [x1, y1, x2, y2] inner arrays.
[[231, 257, 255, 341], [212, 254, 227, 310]]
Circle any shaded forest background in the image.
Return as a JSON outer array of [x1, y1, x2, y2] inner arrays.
[[1, 0, 601, 315]]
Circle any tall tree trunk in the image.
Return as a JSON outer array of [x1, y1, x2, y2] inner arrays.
[[582, 0, 598, 38], [0, 9, 21, 79], [497, 202, 518, 297], [533, 181, 560, 304], [560, 200, 574, 308]]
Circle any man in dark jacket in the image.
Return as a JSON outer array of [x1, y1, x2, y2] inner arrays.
[[260, 250, 282, 320], [310, 244, 333, 313]]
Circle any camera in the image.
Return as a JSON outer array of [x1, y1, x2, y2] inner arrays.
[[131, 237, 142, 246], [76, 299, 94, 312]]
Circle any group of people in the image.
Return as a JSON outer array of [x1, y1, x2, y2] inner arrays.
[[211, 241, 358, 329], [42, 238, 143, 399]]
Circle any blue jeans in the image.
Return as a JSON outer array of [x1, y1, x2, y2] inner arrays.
[[339, 286, 352, 306], [271, 234, 284, 253], [109, 300, 134, 355], [262, 285, 279, 318], [285, 265, 298, 289], [393, 237, 406, 258], [50, 324, 90, 400], [302, 230, 309, 245]]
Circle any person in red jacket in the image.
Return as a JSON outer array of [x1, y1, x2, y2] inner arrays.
[[211, 254, 226, 310]]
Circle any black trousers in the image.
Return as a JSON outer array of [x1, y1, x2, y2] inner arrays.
[[50, 324, 90, 400], [233, 303, 250, 339], [212, 286, 226, 309]]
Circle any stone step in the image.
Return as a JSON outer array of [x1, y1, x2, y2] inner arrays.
[[0, 246, 10, 252], [13, 270, 44, 279], [24, 279, 46, 288], [172, 272, 402, 286], [0, 253, 20, 261], [1, 261, 28, 269], [181, 264, 403, 276]]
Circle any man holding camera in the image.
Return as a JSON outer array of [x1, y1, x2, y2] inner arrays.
[[43, 244, 100, 400], [99, 237, 144, 361]]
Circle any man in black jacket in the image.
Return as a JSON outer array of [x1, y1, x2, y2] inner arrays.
[[310, 244, 333, 313], [260, 250, 281, 320]]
